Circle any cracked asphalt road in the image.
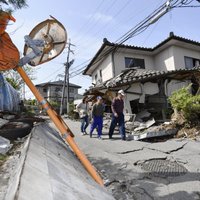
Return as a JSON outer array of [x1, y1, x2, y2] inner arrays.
[[52, 119, 200, 200]]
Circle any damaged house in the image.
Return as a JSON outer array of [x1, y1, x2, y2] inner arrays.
[[83, 32, 200, 120]]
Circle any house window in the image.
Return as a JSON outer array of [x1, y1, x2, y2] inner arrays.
[[55, 87, 61, 92], [69, 88, 74, 93], [125, 57, 145, 69], [185, 56, 200, 69], [43, 88, 47, 92]]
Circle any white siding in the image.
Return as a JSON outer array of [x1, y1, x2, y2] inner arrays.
[[173, 46, 200, 69], [92, 55, 113, 83], [154, 46, 175, 71], [90, 42, 200, 84]]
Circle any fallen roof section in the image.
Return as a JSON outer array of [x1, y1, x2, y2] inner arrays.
[[85, 67, 200, 94]]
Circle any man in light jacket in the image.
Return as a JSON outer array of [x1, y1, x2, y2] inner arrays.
[[76, 96, 89, 135]]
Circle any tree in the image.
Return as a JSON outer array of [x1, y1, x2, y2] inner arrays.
[[3, 65, 36, 90], [0, 0, 27, 11]]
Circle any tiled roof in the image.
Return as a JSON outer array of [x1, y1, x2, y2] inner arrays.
[[83, 33, 200, 75], [36, 80, 81, 88], [91, 67, 200, 90]]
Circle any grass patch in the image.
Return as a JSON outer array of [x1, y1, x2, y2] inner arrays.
[[0, 154, 8, 166]]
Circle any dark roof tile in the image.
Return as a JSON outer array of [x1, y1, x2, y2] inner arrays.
[[36, 80, 81, 88], [89, 67, 200, 90]]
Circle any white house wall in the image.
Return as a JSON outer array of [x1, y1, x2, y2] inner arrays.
[[114, 51, 155, 75], [124, 82, 159, 113], [165, 79, 191, 97], [173, 46, 200, 69], [92, 55, 113, 83], [154, 46, 175, 71]]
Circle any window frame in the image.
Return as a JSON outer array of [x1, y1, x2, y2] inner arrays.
[[124, 57, 145, 69], [184, 56, 200, 69]]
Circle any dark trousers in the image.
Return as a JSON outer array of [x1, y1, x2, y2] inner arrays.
[[80, 115, 89, 133], [109, 113, 126, 140], [90, 116, 103, 137]]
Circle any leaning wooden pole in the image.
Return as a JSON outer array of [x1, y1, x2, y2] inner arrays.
[[16, 66, 104, 186]]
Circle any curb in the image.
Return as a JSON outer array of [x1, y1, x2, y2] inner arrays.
[[3, 133, 31, 200]]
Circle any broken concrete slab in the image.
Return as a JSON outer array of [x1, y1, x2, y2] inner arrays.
[[16, 123, 114, 200], [0, 118, 8, 128], [0, 136, 11, 154], [132, 126, 177, 141], [135, 110, 151, 122], [134, 118, 155, 131], [2, 115, 15, 120]]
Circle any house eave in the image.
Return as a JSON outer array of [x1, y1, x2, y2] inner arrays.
[[86, 67, 200, 92]]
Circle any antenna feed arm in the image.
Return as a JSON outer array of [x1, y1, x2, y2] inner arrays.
[[24, 35, 44, 56], [19, 35, 45, 66]]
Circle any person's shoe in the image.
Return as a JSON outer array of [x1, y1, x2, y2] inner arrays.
[[98, 136, 102, 140], [90, 134, 92, 138], [81, 132, 84, 136], [109, 135, 112, 139], [84, 130, 88, 135]]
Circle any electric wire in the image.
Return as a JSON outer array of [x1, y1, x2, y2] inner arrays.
[[69, 0, 158, 74], [69, 0, 200, 79], [40, 0, 200, 81], [69, 1, 153, 74]]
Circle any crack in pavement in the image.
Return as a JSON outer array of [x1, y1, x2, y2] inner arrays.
[[137, 187, 155, 200], [145, 142, 188, 154], [116, 147, 144, 154]]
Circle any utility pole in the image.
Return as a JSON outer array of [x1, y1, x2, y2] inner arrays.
[[60, 39, 74, 115]]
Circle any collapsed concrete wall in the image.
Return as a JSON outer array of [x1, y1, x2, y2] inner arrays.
[[4, 123, 114, 200]]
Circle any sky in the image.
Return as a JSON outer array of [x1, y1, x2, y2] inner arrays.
[[5, 0, 200, 99]]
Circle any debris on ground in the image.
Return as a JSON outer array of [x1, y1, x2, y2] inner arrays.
[[0, 118, 9, 128], [0, 136, 12, 154], [131, 122, 177, 141]]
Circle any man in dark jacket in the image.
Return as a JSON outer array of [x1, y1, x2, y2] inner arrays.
[[109, 90, 126, 140], [90, 96, 104, 139]]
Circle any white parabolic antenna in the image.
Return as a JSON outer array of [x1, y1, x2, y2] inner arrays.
[[23, 16, 67, 66]]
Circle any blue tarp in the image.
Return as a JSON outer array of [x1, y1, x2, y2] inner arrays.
[[0, 73, 20, 111]]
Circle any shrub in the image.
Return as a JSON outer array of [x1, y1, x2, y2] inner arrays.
[[168, 84, 200, 123]]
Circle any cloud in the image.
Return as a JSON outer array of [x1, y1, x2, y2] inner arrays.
[[87, 12, 113, 24]]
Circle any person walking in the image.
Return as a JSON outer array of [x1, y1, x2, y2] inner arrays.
[[108, 90, 126, 140], [76, 96, 89, 135], [90, 96, 104, 139]]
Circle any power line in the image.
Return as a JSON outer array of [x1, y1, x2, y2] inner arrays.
[[71, 1, 166, 70], [42, 0, 198, 82], [70, 0, 199, 79], [73, 0, 134, 58]]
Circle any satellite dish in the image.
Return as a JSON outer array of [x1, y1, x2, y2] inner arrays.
[[23, 16, 67, 66]]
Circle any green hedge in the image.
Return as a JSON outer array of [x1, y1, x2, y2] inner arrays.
[[168, 84, 200, 123]]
